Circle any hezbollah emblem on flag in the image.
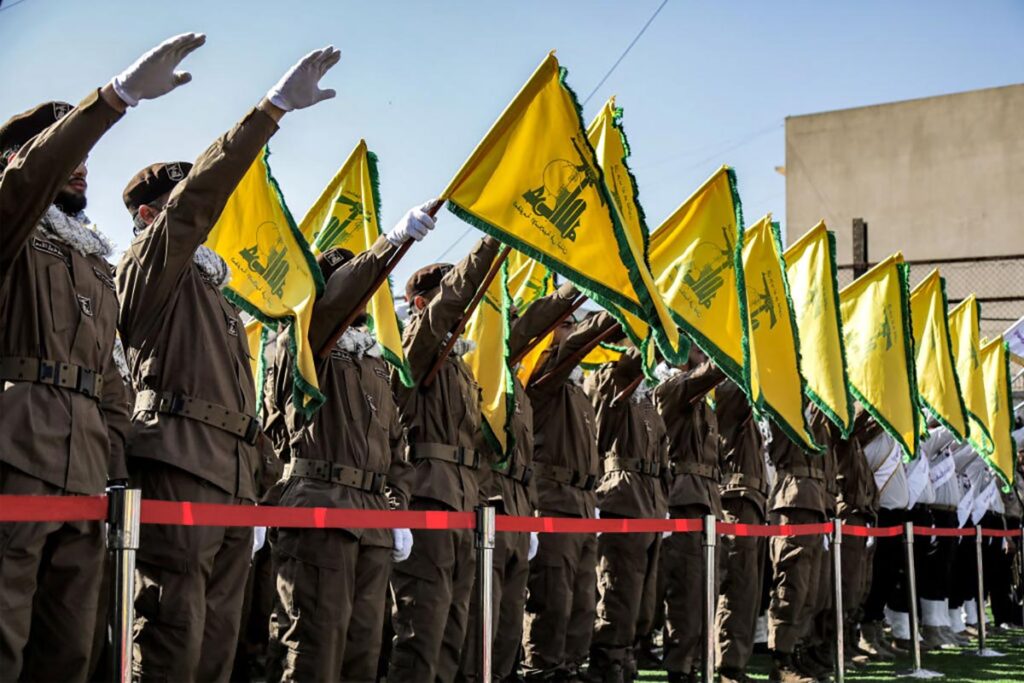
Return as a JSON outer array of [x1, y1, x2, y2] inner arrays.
[[519, 137, 604, 246]]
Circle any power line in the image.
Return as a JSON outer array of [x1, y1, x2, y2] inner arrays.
[[581, 0, 670, 106], [0, 0, 32, 13]]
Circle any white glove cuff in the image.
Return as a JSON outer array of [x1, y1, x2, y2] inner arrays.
[[385, 230, 405, 247], [111, 76, 139, 107], [268, 91, 293, 112]]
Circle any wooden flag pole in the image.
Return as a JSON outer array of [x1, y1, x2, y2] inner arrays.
[[317, 201, 444, 359], [420, 245, 513, 389], [610, 374, 645, 407], [530, 324, 618, 389], [508, 294, 588, 368]]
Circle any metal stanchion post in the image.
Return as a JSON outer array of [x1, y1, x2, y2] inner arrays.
[[975, 524, 986, 654], [475, 505, 496, 682], [702, 514, 717, 683], [904, 521, 922, 672], [106, 487, 141, 683], [833, 519, 845, 683]]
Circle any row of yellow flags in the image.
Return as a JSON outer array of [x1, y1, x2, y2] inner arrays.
[[203, 52, 1016, 489]]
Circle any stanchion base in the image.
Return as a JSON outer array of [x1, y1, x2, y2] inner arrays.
[[894, 667, 944, 679], [972, 648, 1005, 657]]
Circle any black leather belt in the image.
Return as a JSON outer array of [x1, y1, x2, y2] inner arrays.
[[785, 465, 825, 481], [604, 456, 663, 477], [412, 442, 481, 469], [670, 461, 721, 481], [285, 457, 387, 494], [135, 390, 260, 445], [494, 461, 533, 486], [0, 356, 103, 400], [534, 462, 597, 491]]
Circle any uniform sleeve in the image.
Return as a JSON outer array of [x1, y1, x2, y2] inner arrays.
[[403, 236, 501, 381], [508, 282, 578, 359], [531, 310, 618, 392], [100, 352, 131, 482], [657, 360, 724, 411], [307, 235, 399, 351], [116, 107, 279, 344], [0, 90, 123, 279]]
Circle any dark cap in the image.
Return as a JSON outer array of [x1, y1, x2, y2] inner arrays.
[[122, 161, 192, 212], [316, 247, 355, 281], [1, 101, 73, 155], [405, 263, 453, 302]]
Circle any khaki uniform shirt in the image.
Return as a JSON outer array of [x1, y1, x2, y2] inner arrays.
[[655, 360, 725, 516], [835, 417, 879, 519], [479, 378, 536, 518], [767, 408, 834, 517], [117, 107, 278, 502], [716, 379, 768, 516], [0, 89, 130, 494], [393, 237, 500, 512]]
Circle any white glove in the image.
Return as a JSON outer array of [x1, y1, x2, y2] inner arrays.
[[823, 533, 830, 551], [252, 526, 267, 558], [594, 507, 602, 538], [392, 528, 413, 562], [528, 532, 539, 561], [386, 201, 438, 246], [111, 33, 206, 107], [662, 512, 672, 539], [267, 46, 341, 111]]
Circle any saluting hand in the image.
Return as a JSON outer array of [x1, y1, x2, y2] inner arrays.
[[266, 46, 341, 112], [111, 32, 207, 107]]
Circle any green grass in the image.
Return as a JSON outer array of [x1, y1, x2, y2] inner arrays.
[[637, 628, 1024, 682]]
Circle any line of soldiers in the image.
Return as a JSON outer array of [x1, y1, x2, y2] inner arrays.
[[2, 33, 1023, 683]]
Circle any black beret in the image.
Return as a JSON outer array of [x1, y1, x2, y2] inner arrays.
[[316, 247, 356, 281], [406, 263, 453, 302], [0, 101, 73, 155], [122, 161, 192, 212]]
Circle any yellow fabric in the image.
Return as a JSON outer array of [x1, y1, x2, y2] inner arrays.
[[244, 319, 263, 382], [298, 139, 413, 386], [742, 216, 818, 451], [649, 165, 747, 388], [464, 260, 513, 456], [784, 221, 853, 435], [206, 148, 323, 414], [442, 53, 659, 350], [507, 250, 555, 386], [585, 98, 683, 364], [978, 337, 1017, 489], [909, 270, 968, 441], [581, 343, 625, 371], [839, 254, 919, 458], [949, 296, 993, 455]]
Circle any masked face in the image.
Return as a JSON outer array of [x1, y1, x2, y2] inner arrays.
[[55, 160, 88, 215]]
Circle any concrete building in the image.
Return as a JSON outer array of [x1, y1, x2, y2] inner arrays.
[[784, 83, 1024, 343]]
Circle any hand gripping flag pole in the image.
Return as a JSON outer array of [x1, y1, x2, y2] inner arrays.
[[106, 487, 142, 683]]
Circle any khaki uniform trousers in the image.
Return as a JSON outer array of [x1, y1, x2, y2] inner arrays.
[[522, 516, 598, 678], [0, 463, 104, 682], [663, 503, 717, 674], [839, 513, 872, 624], [767, 509, 825, 654], [389, 498, 476, 683], [460, 529, 531, 681], [591, 527, 662, 665], [131, 460, 254, 682], [715, 497, 766, 673]]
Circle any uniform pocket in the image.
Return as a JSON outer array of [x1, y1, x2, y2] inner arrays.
[[47, 262, 76, 333]]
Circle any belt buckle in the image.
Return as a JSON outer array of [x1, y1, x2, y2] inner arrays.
[[37, 359, 59, 386], [372, 472, 387, 494], [521, 466, 533, 486], [583, 474, 597, 491], [158, 394, 186, 414], [243, 417, 260, 446], [76, 369, 98, 398]]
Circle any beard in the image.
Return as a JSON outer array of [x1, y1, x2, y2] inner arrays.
[[54, 189, 87, 215], [352, 313, 369, 328]]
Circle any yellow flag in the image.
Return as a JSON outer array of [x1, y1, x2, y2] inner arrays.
[[442, 53, 666, 358], [581, 342, 625, 372], [507, 249, 554, 311], [784, 221, 854, 435], [586, 98, 685, 366], [949, 296, 993, 455], [206, 148, 324, 415], [978, 337, 1017, 489], [649, 165, 748, 389], [742, 216, 819, 451], [839, 254, 920, 458], [298, 140, 413, 387], [910, 270, 968, 441], [464, 260, 514, 456]]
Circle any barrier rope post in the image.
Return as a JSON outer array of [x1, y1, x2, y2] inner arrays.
[[833, 519, 844, 683], [475, 505, 496, 681], [106, 487, 141, 683], [903, 521, 922, 672], [975, 524, 986, 654], [702, 514, 716, 683]]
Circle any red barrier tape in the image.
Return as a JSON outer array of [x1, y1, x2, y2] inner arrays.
[[0, 494, 107, 522], [980, 528, 1022, 538], [721, 522, 833, 537], [914, 526, 975, 537], [496, 516, 704, 534], [843, 525, 904, 538]]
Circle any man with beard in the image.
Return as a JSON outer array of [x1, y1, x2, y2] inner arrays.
[[265, 205, 433, 681], [0, 34, 204, 681], [115, 46, 340, 681]]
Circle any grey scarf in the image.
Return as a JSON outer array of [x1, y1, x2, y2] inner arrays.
[[39, 205, 114, 257]]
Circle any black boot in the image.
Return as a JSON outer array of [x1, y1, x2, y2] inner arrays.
[[769, 650, 816, 683]]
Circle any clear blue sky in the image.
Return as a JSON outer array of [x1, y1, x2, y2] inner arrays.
[[2, 0, 1021, 287]]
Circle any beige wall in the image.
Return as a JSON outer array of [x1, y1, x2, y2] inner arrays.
[[785, 84, 1024, 264]]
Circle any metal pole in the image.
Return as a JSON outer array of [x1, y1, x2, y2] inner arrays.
[[904, 521, 922, 671], [833, 519, 845, 683], [702, 514, 717, 683], [475, 505, 496, 681], [106, 487, 141, 683], [975, 524, 986, 653]]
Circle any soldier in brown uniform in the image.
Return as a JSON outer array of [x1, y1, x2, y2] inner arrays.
[[387, 236, 502, 682], [266, 205, 434, 681], [0, 35, 203, 681], [586, 347, 669, 683], [765, 407, 832, 683], [521, 298, 617, 681], [653, 348, 726, 682], [116, 47, 341, 681], [714, 379, 768, 683]]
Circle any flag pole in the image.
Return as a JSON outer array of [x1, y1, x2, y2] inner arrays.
[[529, 324, 619, 389], [610, 374, 644, 407], [508, 294, 588, 367], [421, 245, 513, 389]]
